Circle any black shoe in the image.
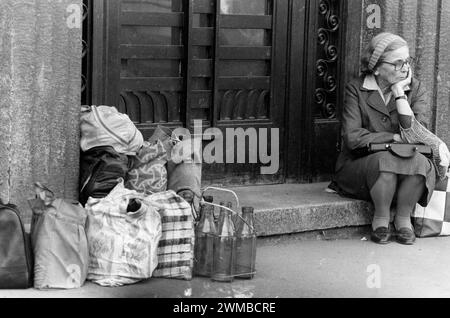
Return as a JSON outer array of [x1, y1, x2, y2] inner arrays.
[[371, 226, 392, 244], [396, 227, 416, 245]]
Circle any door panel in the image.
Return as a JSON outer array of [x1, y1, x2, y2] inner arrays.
[[285, 0, 344, 183], [118, 0, 185, 136], [89, 0, 289, 185], [202, 0, 287, 185]]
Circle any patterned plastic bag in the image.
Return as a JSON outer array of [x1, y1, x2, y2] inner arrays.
[[148, 190, 195, 280], [400, 116, 450, 179], [413, 177, 450, 237], [85, 180, 162, 287], [126, 140, 168, 194]]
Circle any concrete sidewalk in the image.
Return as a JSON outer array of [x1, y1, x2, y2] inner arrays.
[[4, 182, 446, 298], [2, 233, 450, 298]]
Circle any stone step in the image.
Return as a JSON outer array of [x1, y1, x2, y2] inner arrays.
[[23, 183, 374, 238], [218, 182, 375, 237]]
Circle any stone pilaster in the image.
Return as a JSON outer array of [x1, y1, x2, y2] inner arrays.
[[435, 1, 450, 145], [0, 0, 81, 222]]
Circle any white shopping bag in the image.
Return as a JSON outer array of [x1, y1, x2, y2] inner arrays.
[[85, 179, 162, 287]]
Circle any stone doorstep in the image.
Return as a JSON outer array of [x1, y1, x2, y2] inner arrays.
[[23, 183, 374, 239], [227, 182, 375, 237]]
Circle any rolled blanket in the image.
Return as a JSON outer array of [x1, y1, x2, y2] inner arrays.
[[400, 117, 450, 179]]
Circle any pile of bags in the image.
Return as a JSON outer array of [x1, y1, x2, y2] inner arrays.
[[79, 105, 202, 205], [80, 105, 202, 286], [0, 105, 201, 290]]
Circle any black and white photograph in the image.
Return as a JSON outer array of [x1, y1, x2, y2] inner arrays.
[[1, 0, 450, 303]]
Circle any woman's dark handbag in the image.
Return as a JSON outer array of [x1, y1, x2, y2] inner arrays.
[[369, 143, 432, 158], [0, 201, 33, 289]]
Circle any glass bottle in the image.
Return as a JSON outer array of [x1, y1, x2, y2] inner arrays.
[[227, 201, 238, 228], [193, 202, 216, 277], [234, 207, 257, 279], [211, 207, 236, 282], [201, 195, 213, 220], [215, 201, 225, 229]]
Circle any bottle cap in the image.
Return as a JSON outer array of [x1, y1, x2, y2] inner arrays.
[[242, 206, 254, 213], [204, 195, 213, 203]]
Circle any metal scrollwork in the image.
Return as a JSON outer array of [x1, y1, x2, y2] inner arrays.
[[315, 0, 340, 119], [82, 0, 91, 105]]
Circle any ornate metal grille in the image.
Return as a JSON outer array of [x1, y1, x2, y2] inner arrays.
[[314, 0, 340, 120], [81, 0, 92, 105]]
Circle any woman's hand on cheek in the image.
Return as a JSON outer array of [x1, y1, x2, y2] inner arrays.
[[391, 68, 412, 97]]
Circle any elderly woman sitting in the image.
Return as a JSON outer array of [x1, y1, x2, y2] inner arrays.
[[333, 32, 449, 245]]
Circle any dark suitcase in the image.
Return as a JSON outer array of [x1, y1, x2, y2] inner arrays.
[[0, 202, 33, 289]]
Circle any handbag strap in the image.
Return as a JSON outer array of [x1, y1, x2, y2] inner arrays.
[[92, 106, 137, 147]]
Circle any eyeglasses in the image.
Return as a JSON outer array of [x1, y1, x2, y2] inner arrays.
[[380, 57, 414, 71]]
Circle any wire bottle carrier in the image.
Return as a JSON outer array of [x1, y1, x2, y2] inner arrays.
[[193, 187, 257, 282]]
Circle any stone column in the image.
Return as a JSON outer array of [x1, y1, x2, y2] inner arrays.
[[435, 2, 450, 145], [0, 0, 81, 222]]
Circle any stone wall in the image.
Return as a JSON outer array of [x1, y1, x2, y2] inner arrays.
[[350, 0, 450, 145], [0, 0, 82, 222]]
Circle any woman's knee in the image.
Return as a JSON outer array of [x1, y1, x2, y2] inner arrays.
[[370, 172, 398, 202], [399, 174, 425, 187], [369, 172, 398, 195], [376, 172, 398, 184], [397, 175, 426, 205]]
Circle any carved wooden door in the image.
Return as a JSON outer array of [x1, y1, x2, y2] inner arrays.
[[84, 0, 345, 184], [89, 0, 289, 185]]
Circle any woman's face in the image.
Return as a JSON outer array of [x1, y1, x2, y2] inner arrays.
[[375, 46, 410, 86]]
